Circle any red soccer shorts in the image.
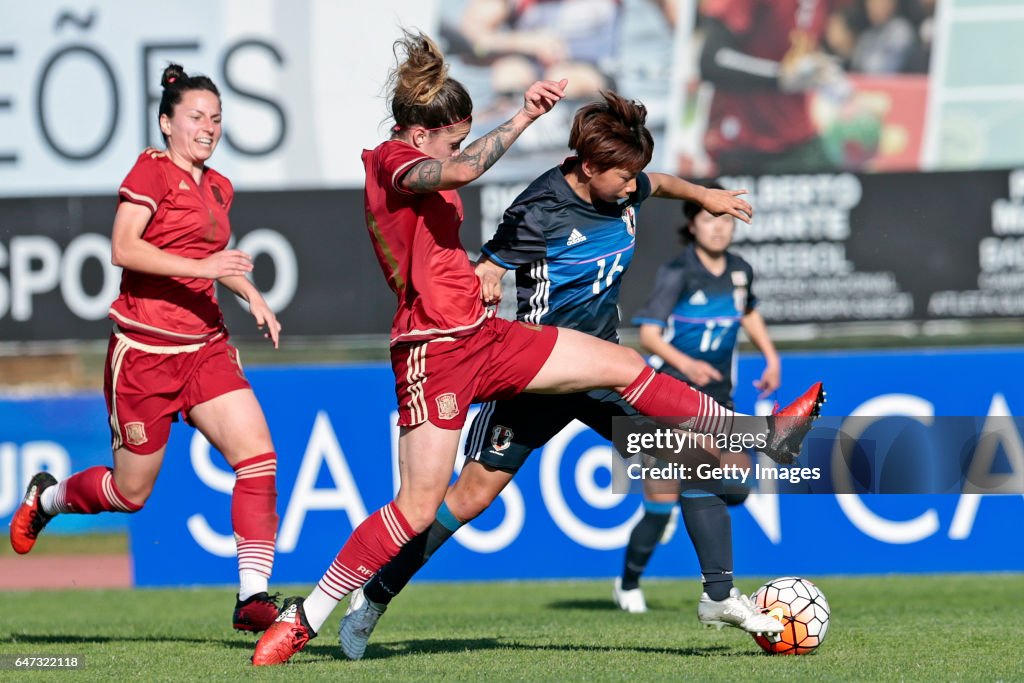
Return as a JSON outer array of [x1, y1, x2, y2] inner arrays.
[[391, 317, 558, 429], [104, 329, 251, 454]]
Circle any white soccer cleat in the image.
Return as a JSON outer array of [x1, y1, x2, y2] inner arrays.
[[612, 577, 648, 614], [339, 586, 386, 661], [698, 587, 784, 636]]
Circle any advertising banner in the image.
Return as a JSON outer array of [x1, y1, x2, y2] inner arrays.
[[0, 188, 401, 341], [3, 167, 1022, 340], [114, 347, 1024, 586], [522, 167, 1024, 326], [5, 0, 1024, 198], [0, 1, 435, 196], [3, 2, 1023, 339]]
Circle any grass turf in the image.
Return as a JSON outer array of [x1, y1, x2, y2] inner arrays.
[[2, 575, 1022, 681]]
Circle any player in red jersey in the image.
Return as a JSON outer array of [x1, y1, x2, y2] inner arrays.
[[699, 0, 844, 174], [253, 31, 824, 665], [9, 64, 282, 633]]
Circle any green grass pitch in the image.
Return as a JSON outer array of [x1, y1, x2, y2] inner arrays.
[[2, 575, 1023, 681]]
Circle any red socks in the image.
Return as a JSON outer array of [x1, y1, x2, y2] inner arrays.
[[50, 466, 143, 514], [621, 367, 736, 434], [232, 453, 279, 579], [316, 502, 415, 600]]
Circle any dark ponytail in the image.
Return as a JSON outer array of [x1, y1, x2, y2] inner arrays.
[[158, 63, 221, 140]]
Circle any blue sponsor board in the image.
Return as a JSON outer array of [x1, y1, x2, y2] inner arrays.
[[128, 347, 1024, 586], [4, 348, 1023, 583], [720, 347, 1024, 576]]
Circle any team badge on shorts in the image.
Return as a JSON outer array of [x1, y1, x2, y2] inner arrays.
[[435, 392, 460, 420], [124, 421, 148, 447], [490, 425, 514, 452]]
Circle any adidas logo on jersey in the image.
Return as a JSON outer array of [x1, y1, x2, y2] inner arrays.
[[689, 290, 708, 305], [566, 228, 587, 246]]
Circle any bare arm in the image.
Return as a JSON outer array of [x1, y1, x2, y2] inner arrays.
[[647, 172, 753, 223], [219, 275, 282, 349], [638, 323, 722, 387], [110, 201, 253, 279], [402, 79, 567, 193], [740, 309, 781, 396]]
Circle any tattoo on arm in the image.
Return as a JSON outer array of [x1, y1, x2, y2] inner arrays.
[[406, 159, 443, 192], [457, 121, 516, 175], [403, 117, 526, 192]]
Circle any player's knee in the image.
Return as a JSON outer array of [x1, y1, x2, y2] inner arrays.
[[445, 490, 491, 522], [402, 502, 443, 534], [620, 346, 645, 367], [113, 481, 153, 509]]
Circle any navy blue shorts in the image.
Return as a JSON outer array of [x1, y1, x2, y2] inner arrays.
[[463, 378, 733, 473]]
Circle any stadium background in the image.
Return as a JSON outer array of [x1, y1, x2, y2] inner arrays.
[[2, 0, 1022, 590]]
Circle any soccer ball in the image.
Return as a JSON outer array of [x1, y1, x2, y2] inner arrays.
[[751, 576, 830, 655]]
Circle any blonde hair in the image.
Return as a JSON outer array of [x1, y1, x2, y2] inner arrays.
[[388, 30, 472, 132]]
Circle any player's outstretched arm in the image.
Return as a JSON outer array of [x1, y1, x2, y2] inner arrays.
[[647, 173, 753, 223], [403, 79, 567, 193]]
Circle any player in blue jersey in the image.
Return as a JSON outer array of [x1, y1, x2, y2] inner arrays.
[[614, 183, 782, 621], [337, 94, 789, 660]]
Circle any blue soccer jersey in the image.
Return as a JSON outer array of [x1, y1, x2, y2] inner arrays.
[[481, 160, 652, 342], [632, 244, 757, 401]]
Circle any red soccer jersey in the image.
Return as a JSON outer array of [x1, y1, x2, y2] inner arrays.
[[362, 140, 487, 346], [703, 0, 830, 157], [109, 148, 233, 342]]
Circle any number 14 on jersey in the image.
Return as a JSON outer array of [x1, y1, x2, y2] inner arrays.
[[592, 254, 624, 295]]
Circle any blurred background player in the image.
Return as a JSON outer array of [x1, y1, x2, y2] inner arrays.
[[615, 183, 781, 627], [253, 32, 822, 666], [698, 0, 845, 175], [8, 64, 283, 634], [337, 99, 790, 661], [455, 0, 624, 102], [441, 0, 679, 181], [824, 0, 922, 75], [448, 0, 679, 111]]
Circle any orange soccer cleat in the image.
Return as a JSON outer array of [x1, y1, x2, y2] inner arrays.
[[252, 597, 317, 666], [233, 592, 281, 633], [763, 382, 826, 465], [9, 472, 57, 554]]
